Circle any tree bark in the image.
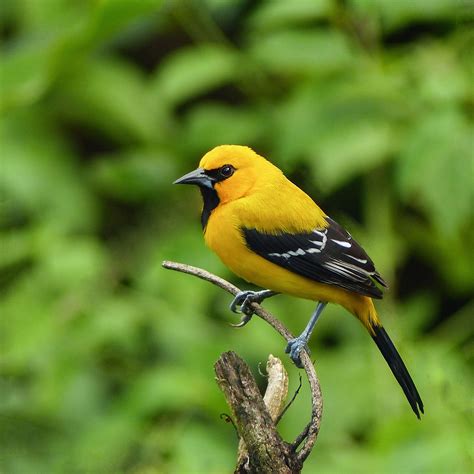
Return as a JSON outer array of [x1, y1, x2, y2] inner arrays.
[[215, 352, 301, 473]]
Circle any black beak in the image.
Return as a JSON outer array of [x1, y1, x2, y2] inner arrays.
[[173, 168, 214, 189]]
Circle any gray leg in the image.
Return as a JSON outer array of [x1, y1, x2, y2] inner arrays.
[[285, 302, 328, 368], [229, 290, 278, 327]]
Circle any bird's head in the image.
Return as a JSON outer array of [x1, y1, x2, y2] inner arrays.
[[174, 145, 282, 205]]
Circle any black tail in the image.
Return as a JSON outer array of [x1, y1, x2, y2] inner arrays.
[[371, 325, 424, 419]]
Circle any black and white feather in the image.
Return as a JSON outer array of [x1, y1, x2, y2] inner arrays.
[[243, 217, 387, 299]]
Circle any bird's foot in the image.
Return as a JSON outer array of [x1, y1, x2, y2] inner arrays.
[[229, 290, 277, 328], [228, 291, 259, 328], [229, 290, 267, 316], [285, 336, 311, 368]]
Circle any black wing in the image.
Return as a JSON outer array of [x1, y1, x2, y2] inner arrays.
[[243, 217, 387, 299]]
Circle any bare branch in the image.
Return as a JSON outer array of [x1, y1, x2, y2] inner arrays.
[[162, 260, 323, 463]]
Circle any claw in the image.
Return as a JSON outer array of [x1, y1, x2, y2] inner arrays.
[[229, 290, 260, 316], [230, 291, 251, 314], [285, 337, 311, 368], [229, 313, 253, 328]]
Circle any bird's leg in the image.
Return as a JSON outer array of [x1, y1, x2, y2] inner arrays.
[[285, 302, 328, 368], [229, 290, 278, 327]]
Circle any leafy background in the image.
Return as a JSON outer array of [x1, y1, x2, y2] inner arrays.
[[1, 0, 473, 472]]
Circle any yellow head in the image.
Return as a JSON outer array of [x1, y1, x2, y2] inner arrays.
[[175, 144, 282, 198], [174, 145, 283, 228], [199, 145, 282, 203], [174, 144, 326, 231]]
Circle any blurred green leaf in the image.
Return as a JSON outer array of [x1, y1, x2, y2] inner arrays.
[[90, 148, 178, 201], [182, 103, 263, 154], [0, 111, 97, 231], [0, 44, 52, 110], [249, 29, 354, 75], [405, 41, 471, 105], [396, 109, 473, 235], [403, 218, 474, 294], [150, 44, 241, 108], [249, 0, 331, 31], [13, 0, 91, 33], [88, 0, 163, 45], [350, 0, 468, 31], [274, 74, 402, 190], [311, 120, 396, 192], [54, 58, 157, 143], [171, 423, 234, 473], [39, 237, 108, 292]]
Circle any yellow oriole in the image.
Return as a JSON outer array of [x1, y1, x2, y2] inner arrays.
[[174, 145, 423, 418]]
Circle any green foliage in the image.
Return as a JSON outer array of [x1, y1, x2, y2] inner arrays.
[[1, 1, 472, 472]]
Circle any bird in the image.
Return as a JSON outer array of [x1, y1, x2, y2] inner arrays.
[[174, 144, 424, 418]]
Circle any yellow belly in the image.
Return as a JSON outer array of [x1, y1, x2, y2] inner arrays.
[[204, 204, 378, 329]]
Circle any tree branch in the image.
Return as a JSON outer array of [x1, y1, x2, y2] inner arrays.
[[235, 354, 289, 470], [162, 260, 323, 464], [215, 351, 298, 473]]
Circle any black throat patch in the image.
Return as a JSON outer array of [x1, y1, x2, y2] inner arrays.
[[200, 186, 220, 230]]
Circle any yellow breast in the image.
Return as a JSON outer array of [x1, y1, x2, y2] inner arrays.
[[203, 198, 374, 326]]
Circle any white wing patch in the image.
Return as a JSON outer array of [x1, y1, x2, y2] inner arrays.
[[289, 248, 306, 256], [310, 229, 328, 252], [268, 228, 328, 258], [268, 249, 306, 258], [331, 239, 351, 248], [268, 252, 291, 259], [345, 254, 368, 264]]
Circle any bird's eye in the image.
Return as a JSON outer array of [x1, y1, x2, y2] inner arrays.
[[219, 165, 234, 179]]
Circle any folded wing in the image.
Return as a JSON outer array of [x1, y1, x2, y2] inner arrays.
[[243, 217, 387, 299]]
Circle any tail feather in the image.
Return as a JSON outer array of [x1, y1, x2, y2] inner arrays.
[[371, 324, 424, 419]]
